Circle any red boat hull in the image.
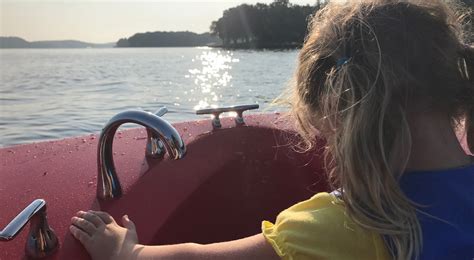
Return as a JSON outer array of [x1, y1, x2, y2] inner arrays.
[[1, 114, 329, 259]]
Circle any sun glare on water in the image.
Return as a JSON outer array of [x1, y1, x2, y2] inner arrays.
[[186, 50, 239, 111]]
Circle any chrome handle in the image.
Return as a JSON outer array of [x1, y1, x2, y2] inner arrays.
[[146, 107, 168, 159], [97, 109, 186, 200], [196, 104, 259, 128], [0, 199, 59, 258]]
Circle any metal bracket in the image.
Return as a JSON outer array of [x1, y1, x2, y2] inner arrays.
[[196, 104, 259, 128], [0, 199, 59, 258]]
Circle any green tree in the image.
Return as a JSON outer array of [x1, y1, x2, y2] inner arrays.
[[210, 0, 319, 49]]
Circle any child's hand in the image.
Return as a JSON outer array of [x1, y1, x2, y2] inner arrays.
[[70, 210, 139, 260]]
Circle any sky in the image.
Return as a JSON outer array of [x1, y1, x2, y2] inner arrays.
[[1, 0, 317, 43]]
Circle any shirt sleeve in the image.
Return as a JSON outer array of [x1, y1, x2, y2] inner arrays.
[[261, 192, 390, 260]]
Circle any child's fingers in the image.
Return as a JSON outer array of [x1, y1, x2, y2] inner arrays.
[[76, 211, 104, 228], [121, 215, 136, 230], [89, 210, 115, 224], [71, 216, 96, 236], [69, 225, 90, 245]]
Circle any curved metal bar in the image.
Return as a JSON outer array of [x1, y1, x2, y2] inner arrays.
[[1, 199, 59, 258], [97, 110, 186, 200]]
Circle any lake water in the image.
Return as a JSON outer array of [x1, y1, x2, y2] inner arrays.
[[0, 47, 299, 147]]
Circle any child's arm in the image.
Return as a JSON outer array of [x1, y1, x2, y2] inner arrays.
[[70, 210, 280, 260], [134, 233, 278, 259]]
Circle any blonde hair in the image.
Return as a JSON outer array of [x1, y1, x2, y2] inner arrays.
[[291, 0, 474, 259]]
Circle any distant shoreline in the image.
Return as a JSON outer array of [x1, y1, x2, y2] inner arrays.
[[0, 47, 301, 51], [0, 35, 301, 50], [0, 36, 115, 49], [115, 31, 220, 48]]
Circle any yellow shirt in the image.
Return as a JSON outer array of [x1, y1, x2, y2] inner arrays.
[[262, 192, 391, 260]]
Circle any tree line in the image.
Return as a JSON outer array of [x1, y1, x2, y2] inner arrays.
[[210, 0, 473, 49], [114, 0, 471, 48], [210, 0, 320, 49]]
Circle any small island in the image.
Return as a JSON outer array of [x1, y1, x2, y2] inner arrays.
[[115, 31, 219, 48]]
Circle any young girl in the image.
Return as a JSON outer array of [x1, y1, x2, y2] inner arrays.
[[69, 0, 474, 259]]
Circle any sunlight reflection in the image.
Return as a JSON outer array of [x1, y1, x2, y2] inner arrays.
[[184, 50, 238, 111]]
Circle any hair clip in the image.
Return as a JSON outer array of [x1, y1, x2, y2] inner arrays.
[[336, 57, 351, 69]]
